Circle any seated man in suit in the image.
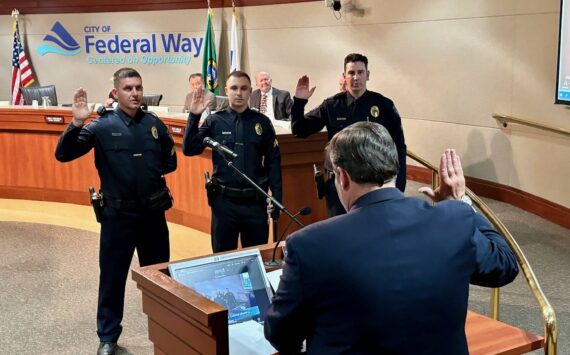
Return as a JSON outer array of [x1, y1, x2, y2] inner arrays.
[[264, 121, 519, 355], [250, 71, 293, 123], [183, 73, 216, 114], [338, 74, 346, 92]]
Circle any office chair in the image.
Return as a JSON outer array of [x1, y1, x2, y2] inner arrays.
[[21, 85, 58, 106], [142, 94, 163, 107], [214, 95, 229, 112]]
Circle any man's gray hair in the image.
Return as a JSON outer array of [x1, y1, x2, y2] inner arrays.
[[327, 121, 399, 186]]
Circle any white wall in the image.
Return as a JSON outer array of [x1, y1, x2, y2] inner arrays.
[[1, 0, 568, 208]]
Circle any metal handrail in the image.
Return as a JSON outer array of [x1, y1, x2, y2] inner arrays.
[[493, 113, 570, 138], [407, 149, 557, 355]]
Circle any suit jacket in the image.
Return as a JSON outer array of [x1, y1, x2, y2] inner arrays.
[[250, 87, 293, 120], [264, 188, 519, 355], [183, 90, 216, 113]]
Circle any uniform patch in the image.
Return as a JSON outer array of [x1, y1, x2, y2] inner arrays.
[[274, 138, 279, 148], [255, 123, 263, 135], [171, 146, 176, 155], [336, 117, 347, 121], [370, 106, 380, 118], [151, 126, 159, 139]]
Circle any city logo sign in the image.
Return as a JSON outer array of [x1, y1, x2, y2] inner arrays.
[[37, 21, 81, 56]]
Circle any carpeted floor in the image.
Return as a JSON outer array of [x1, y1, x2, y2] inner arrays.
[[0, 184, 568, 354], [0, 222, 153, 355]]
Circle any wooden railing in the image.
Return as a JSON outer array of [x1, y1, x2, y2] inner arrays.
[[407, 150, 557, 355], [493, 113, 570, 138]]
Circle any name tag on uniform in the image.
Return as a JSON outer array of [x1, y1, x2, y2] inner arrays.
[[112, 132, 122, 136], [336, 117, 347, 121], [222, 131, 232, 135], [133, 153, 142, 157]]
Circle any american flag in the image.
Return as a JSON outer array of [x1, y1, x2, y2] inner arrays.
[[11, 20, 34, 105]]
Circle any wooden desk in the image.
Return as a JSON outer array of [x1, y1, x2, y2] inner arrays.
[[0, 106, 328, 235]]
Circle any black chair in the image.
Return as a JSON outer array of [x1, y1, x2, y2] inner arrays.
[[214, 95, 229, 112], [142, 94, 163, 106], [21, 85, 58, 106]]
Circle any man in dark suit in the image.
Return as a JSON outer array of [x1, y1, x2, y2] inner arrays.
[[250, 71, 293, 122], [264, 122, 519, 355]]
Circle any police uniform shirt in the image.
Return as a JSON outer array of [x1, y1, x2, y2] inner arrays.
[[183, 107, 283, 203], [290, 90, 407, 191], [55, 108, 177, 200]]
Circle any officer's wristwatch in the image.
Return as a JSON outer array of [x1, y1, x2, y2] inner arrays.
[[459, 194, 473, 208]]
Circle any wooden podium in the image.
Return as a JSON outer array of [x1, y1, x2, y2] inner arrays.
[[132, 245, 543, 355], [131, 246, 277, 354]]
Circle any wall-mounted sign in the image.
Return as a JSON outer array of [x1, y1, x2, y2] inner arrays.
[[36, 21, 203, 66]]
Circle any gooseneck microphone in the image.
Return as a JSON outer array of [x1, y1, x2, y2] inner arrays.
[[265, 206, 312, 267], [203, 137, 238, 160]]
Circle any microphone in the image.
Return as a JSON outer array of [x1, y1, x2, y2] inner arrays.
[[264, 206, 312, 267], [203, 137, 238, 160]]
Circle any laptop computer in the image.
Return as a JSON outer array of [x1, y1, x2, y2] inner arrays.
[[168, 248, 274, 325]]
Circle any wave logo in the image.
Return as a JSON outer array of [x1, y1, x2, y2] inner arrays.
[[37, 22, 81, 56]]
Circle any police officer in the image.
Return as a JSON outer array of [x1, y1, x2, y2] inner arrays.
[[183, 70, 282, 253], [292, 53, 407, 217], [55, 68, 176, 355]]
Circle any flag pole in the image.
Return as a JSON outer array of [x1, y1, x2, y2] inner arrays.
[[11, 9, 19, 19]]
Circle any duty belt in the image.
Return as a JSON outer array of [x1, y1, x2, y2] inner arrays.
[[217, 184, 263, 201], [103, 196, 146, 210]]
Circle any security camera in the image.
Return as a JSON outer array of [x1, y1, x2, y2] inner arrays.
[[332, 0, 341, 11], [324, 0, 341, 11]]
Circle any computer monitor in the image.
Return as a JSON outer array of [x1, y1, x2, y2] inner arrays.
[[168, 249, 273, 325]]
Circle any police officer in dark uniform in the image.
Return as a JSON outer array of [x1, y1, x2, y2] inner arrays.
[[291, 53, 406, 217], [55, 68, 176, 355], [183, 70, 282, 253]]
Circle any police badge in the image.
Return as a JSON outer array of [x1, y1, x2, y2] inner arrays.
[[151, 126, 159, 139], [255, 123, 263, 135], [370, 106, 380, 118]]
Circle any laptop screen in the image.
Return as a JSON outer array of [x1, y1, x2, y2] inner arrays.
[[168, 249, 273, 325]]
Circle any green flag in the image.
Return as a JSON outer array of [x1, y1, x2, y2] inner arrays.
[[202, 8, 219, 95]]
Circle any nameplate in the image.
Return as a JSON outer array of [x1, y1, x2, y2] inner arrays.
[[44, 116, 65, 124], [168, 125, 185, 136]]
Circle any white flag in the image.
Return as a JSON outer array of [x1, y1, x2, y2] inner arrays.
[[230, 8, 240, 72]]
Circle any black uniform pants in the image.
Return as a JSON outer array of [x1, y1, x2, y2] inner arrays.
[[325, 178, 347, 217], [97, 207, 170, 342], [211, 194, 269, 253]]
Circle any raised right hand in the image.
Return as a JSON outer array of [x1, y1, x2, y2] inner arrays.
[[71, 88, 93, 127], [419, 149, 466, 202], [189, 87, 208, 115], [295, 75, 316, 100]]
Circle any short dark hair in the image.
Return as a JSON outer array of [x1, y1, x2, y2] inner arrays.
[[344, 53, 368, 71], [113, 68, 141, 88], [189, 73, 203, 81], [327, 121, 399, 186], [227, 70, 251, 85]]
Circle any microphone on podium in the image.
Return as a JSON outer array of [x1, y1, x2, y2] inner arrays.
[[203, 137, 238, 160], [264, 206, 312, 267]]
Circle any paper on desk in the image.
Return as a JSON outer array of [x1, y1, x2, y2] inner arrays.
[[229, 320, 277, 355], [266, 269, 283, 292]]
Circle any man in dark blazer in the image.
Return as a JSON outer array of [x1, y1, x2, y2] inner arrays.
[[264, 122, 519, 355], [250, 71, 293, 121]]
